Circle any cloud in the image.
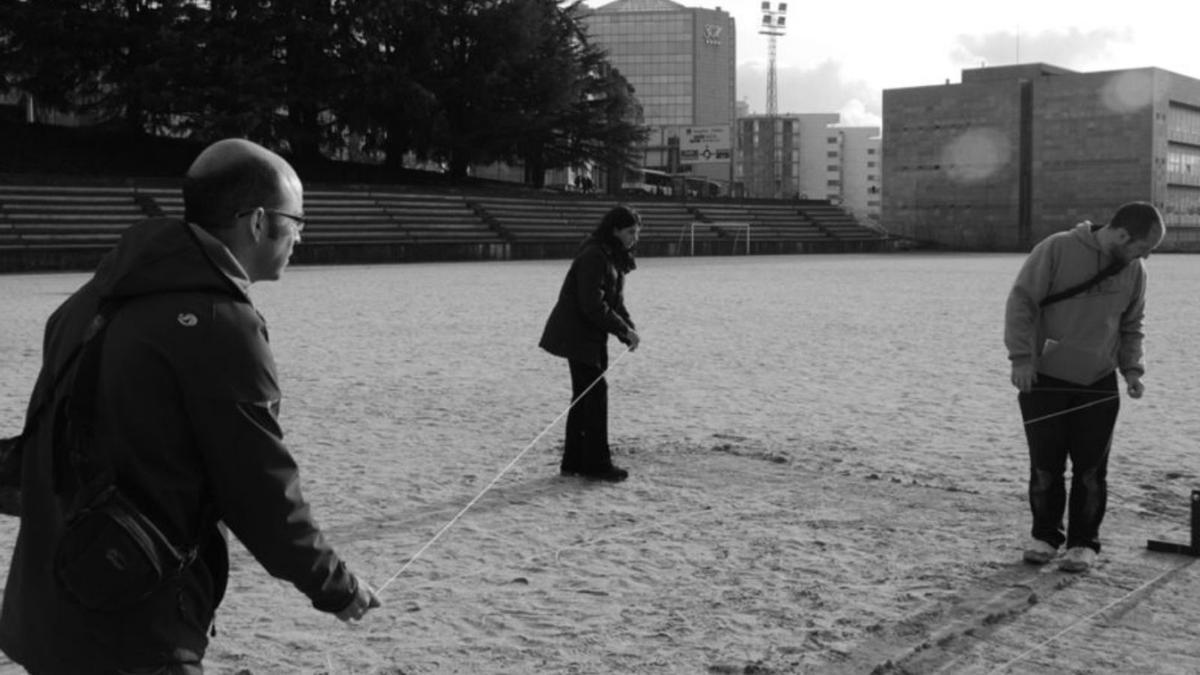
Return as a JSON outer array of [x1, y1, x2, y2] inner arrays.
[[835, 99, 881, 129], [950, 27, 1134, 72], [730, 26, 1141, 128], [738, 59, 880, 121]]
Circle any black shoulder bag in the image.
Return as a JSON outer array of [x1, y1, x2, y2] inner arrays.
[[51, 307, 199, 612]]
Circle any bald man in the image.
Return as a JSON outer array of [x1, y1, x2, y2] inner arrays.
[[0, 138, 379, 673]]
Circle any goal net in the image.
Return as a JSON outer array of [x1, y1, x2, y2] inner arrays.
[[685, 221, 751, 255]]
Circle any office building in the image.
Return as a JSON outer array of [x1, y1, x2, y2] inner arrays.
[[838, 126, 882, 225], [883, 63, 1200, 250], [583, 0, 736, 191], [735, 114, 881, 223]]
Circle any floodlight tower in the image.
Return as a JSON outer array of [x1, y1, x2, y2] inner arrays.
[[759, 2, 787, 117]]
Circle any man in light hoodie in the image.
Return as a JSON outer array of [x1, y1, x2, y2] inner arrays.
[[1005, 201, 1165, 573]]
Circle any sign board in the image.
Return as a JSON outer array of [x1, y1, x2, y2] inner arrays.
[[680, 125, 731, 163], [703, 24, 723, 46]]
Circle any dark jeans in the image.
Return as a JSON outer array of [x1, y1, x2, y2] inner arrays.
[[1019, 372, 1119, 552], [105, 650, 204, 675], [562, 355, 613, 473], [110, 665, 203, 675]]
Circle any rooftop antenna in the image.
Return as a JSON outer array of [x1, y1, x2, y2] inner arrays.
[[759, 2, 787, 116]]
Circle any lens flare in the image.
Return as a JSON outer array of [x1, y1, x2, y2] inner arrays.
[[1100, 71, 1154, 114], [940, 128, 1011, 183]]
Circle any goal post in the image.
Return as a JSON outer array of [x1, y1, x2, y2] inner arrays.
[[688, 221, 751, 255]]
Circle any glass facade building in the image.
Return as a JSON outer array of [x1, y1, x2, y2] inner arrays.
[[586, 15, 697, 126], [583, 0, 736, 189]]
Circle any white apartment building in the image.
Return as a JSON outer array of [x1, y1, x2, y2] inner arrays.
[[735, 113, 881, 224]]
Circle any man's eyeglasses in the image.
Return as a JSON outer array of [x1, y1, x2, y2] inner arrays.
[[236, 208, 306, 232]]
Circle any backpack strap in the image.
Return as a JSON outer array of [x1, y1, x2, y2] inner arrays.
[[60, 304, 119, 498], [1039, 259, 1126, 308], [8, 316, 98, 447]]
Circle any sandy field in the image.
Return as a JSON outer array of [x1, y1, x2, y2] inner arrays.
[[1, 252, 1198, 674]]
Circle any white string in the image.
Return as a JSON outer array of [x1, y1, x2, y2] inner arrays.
[[375, 347, 632, 595], [986, 559, 1194, 673], [1022, 394, 1119, 426]]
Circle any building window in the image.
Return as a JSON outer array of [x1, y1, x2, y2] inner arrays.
[[827, 180, 840, 187], [867, 148, 877, 155], [827, 136, 838, 143], [826, 165, 838, 172], [1167, 103, 1200, 145], [867, 161, 876, 168], [827, 151, 838, 158]]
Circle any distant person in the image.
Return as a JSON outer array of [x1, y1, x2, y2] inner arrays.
[[1004, 201, 1165, 573], [0, 138, 380, 673], [539, 205, 642, 482]]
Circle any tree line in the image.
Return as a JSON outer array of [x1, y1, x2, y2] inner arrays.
[[0, 0, 648, 186]]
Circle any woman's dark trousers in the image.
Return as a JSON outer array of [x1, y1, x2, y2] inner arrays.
[[1018, 372, 1119, 553], [562, 354, 612, 473]]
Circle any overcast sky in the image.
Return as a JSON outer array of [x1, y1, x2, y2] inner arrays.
[[584, 0, 1197, 128]]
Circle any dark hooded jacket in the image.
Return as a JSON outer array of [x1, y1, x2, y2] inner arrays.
[[0, 218, 357, 671], [539, 236, 635, 366]]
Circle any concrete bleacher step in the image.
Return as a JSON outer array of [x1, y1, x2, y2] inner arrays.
[[0, 180, 886, 261], [0, 184, 144, 195], [0, 198, 138, 208], [3, 212, 140, 222], [4, 234, 121, 247], [0, 184, 149, 255], [686, 202, 843, 244]]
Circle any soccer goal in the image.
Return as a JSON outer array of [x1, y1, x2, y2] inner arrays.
[[686, 221, 750, 255]]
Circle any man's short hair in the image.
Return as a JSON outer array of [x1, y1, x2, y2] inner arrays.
[[183, 152, 283, 232], [1109, 201, 1165, 243]]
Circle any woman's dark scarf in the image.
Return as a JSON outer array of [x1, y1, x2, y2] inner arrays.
[[582, 234, 637, 274]]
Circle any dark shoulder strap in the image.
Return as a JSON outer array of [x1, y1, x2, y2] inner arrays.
[[52, 302, 125, 497], [13, 312, 106, 443], [1039, 260, 1125, 308], [62, 310, 115, 490]]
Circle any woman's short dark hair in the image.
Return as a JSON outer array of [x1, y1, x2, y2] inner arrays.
[[592, 205, 641, 240]]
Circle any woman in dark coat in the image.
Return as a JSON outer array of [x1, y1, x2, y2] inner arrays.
[[539, 205, 642, 482]]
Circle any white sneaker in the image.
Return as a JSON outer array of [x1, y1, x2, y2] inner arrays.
[[1022, 538, 1059, 564], [1059, 546, 1097, 572]]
